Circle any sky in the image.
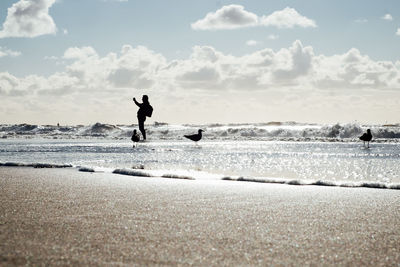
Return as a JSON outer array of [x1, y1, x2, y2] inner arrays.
[[0, 0, 400, 125]]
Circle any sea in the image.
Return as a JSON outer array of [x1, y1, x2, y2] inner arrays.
[[1, 122, 400, 190]]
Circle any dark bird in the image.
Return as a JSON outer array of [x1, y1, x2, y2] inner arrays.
[[184, 129, 204, 142], [131, 129, 140, 147], [359, 129, 372, 148]]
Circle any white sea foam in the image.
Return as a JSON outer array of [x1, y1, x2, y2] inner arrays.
[[0, 162, 73, 168], [2, 160, 399, 190], [1, 123, 400, 190], [1, 122, 400, 141], [221, 176, 400, 190], [78, 167, 95, 172], [113, 168, 153, 177]]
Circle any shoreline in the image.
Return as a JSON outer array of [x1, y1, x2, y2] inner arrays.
[[1, 167, 399, 266], [1, 163, 400, 191]]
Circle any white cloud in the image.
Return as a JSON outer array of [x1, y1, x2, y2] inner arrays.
[[271, 40, 314, 82], [0, 72, 19, 95], [59, 45, 167, 90], [63, 29, 68, 35], [382, 14, 393, 21], [178, 66, 220, 83], [0, 0, 57, 38], [260, 7, 317, 28], [313, 48, 400, 90], [246, 40, 259, 46], [397, 28, 400, 36], [2, 42, 400, 124], [2, 42, 399, 96], [0, 47, 21, 57], [191, 5, 258, 30], [192, 6, 316, 31], [63, 46, 98, 59]]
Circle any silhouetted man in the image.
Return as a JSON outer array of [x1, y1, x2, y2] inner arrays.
[[133, 95, 153, 140]]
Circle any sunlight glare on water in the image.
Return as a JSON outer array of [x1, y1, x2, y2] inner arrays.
[[1, 139, 399, 184]]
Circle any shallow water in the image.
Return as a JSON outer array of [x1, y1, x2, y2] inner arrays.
[[1, 139, 399, 188]]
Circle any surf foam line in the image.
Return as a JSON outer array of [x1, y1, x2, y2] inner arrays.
[[110, 168, 400, 190], [222, 177, 400, 190], [1, 162, 399, 190], [112, 168, 195, 180], [0, 161, 196, 180], [0, 162, 72, 168], [2, 122, 400, 141]]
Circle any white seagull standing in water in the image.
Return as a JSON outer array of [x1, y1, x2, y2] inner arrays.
[[184, 129, 204, 143]]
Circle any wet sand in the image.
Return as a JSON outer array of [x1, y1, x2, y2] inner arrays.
[[1, 167, 399, 266]]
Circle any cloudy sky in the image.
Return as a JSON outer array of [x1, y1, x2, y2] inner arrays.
[[0, 0, 399, 125]]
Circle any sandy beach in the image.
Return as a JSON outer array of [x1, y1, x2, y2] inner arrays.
[[1, 167, 399, 266]]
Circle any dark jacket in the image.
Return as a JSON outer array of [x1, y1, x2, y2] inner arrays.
[[134, 99, 152, 119]]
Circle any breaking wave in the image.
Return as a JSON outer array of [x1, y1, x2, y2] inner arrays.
[[222, 176, 400, 190], [1, 162, 399, 190], [1, 122, 400, 142], [0, 162, 72, 168]]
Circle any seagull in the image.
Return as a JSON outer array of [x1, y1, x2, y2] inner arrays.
[[359, 129, 372, 148], [184, 129, 204, 142], [131, 129, 140, 147]]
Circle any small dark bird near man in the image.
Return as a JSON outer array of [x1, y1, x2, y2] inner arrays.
[[131, 129, 140, 147], [184, 129, 204, 142], [359, 129, 372, 148]]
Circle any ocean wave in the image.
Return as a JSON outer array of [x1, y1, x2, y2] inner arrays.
[[78, 167, 95, 172], [1, 122, 400, 142], [1, 162, 399, 190], [161, 173, 195, 180], [113, 168, 153, 177], [112, 168, 195, 180], [222, 177, 400, 190], [0, 162, 72, 168]]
